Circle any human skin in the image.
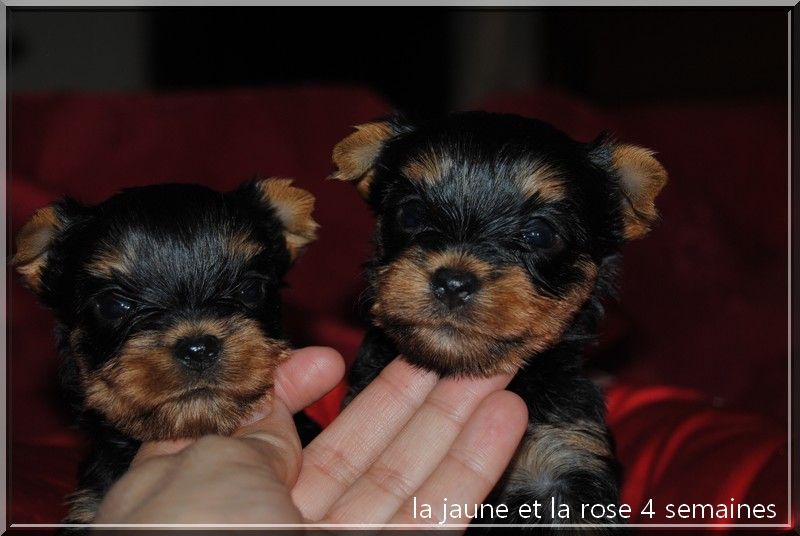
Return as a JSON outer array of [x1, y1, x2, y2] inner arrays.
[[94, 346, 528, 528]]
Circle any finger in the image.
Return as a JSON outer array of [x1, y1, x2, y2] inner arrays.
[[323, 372, 514, 523], [236, 397, 303, 487], [292, 357, 439, 520], [132, 346, 344, 465], [238, 346, 346, 427], [389, 390, 528, 526], [275, 346, 345, 414], [135, 347, 343, 466]]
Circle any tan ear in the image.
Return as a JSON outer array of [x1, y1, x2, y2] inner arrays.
[[12, 206, 63, 292], [331, 121, 396, 198], [612, 145, 668, 240], [254, 178, 319, 261]]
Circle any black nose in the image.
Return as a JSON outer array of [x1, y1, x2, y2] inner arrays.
[[430, 267, 479, 310], [173, 335, 221, 371]]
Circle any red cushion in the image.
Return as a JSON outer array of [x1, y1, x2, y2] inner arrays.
[[9, 87, 788, 528]]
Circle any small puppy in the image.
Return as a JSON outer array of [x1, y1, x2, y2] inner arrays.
[[13, 178, 319, 525], [332, 112, 667, 532]]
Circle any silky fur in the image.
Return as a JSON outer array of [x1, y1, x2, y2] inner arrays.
[[333, 111, 666, 534], [13, 178, 318, 529]]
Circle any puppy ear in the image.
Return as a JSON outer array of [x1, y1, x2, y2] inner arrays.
[[12, 200, 77, 293], [331, 116, 412, 198], [591, 136, 668, 240], [246, 178, 319, 262]]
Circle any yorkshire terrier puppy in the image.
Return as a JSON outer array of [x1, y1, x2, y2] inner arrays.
[[332, 112, 667, 532], [13, 178, 319, 526]]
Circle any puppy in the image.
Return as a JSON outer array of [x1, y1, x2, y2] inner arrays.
[[12, 178, 319, 526], [332, 112, 667, 532]]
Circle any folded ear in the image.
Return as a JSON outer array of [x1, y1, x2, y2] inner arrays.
[[12, 201, 75, 293], [591, 137, 668, 240], [331, 117, 412, 199], [612, 145, 668, 239], [247, 178, 319, 262]]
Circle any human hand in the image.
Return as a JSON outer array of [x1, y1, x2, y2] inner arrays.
[[95, 348, 528, 528], [292, 358, 528, 526]]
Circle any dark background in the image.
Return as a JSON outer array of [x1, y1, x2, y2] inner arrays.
[[9, 8, 788, 114]]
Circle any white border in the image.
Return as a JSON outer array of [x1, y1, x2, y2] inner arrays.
[[4, 3, 794, 532]]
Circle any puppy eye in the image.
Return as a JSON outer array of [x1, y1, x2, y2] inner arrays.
[[95, 293, 133, 320], [237, 279, 266, 307], [397, 201, 426, 232], [522, 218, 558, 249]]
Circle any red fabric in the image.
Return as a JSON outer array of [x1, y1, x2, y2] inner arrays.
[[9, 87, 788, 528], [607, 385, 786, 526]]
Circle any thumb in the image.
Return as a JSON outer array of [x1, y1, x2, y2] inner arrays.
[[234, 396, 303, 488]]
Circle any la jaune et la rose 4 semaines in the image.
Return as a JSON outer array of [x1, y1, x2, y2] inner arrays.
[[412, 497, 779, 523]]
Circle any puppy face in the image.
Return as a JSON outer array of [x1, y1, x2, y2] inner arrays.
[[332, 112, 666, 376], [13, 179, 318, 440]]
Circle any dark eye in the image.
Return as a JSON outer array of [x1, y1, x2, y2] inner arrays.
[[237, 279, 266, 307], [397, 201, 426, 232], [522, 218, 558, 249], [95, 293, 133, 320]]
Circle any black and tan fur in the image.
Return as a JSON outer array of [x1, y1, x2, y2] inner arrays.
[[13, 178, 319, 527], [332, 112, 667, 533]]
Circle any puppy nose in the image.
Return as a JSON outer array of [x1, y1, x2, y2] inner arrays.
[[431, 267, 479, 310], [173, 335, 221, 371]]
